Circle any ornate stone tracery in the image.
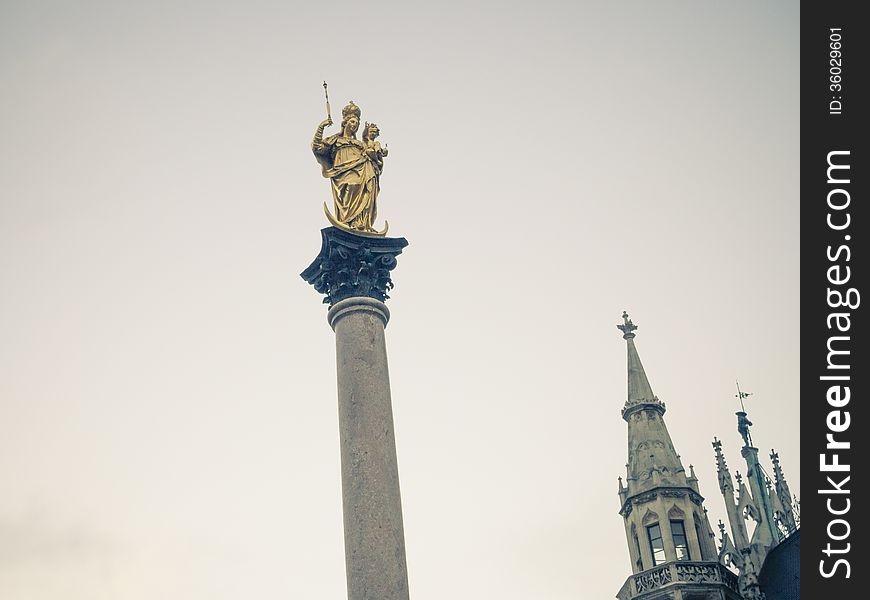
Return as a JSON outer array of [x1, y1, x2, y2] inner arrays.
[[619, 487, 706, 517], [634, 565, 672, 593]]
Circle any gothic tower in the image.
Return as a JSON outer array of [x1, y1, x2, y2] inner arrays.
[[615, 313, 740, 600]]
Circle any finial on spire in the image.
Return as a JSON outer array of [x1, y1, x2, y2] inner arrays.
[[770, 450, 782, 475], [713, 437, 734, 493], [735, 471, 743, 485], [713, 438, 727, 467], [735, 380, 752, 410], [619, 311, 665, 418], [770, 449, 789, 489], [617, 311, 638, 339], [769, 448, 797, 532]]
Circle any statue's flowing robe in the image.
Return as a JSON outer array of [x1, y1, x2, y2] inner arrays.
[[312, 134, 381, 231]]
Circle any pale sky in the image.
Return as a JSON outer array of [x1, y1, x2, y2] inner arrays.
[[0, 1, 799, 598]]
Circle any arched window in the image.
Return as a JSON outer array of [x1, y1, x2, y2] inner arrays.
[[671, 520, 691, 561], [646, 523, 666, 565]]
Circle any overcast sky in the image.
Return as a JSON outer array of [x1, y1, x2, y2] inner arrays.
[[0, 1, 799, 598]]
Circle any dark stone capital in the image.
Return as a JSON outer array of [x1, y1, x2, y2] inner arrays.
[[301, 227, 409, 306]]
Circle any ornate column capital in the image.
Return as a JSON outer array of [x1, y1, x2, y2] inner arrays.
[[301, 227, 408, 306]]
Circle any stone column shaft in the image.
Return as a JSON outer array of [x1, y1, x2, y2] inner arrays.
[[329, 297, 409, 600], [303, 227, 410, 600]]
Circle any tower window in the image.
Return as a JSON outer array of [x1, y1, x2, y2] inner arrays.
[[646, 524, 666, 566], [671, 520, 691, 561]]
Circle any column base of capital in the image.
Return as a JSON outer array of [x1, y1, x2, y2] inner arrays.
[[328, 296, 390, 330]]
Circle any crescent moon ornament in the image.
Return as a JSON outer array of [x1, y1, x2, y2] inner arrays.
[[323, 202, 389, 237]]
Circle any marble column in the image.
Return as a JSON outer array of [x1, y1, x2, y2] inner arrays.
[[302, 227, 410, 600]]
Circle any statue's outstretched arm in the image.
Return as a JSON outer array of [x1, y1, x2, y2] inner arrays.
[[312, 118, 333, 153]]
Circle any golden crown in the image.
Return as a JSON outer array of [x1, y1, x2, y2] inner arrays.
[[342, 101, 361, 119]]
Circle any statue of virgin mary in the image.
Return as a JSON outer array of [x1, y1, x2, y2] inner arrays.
[[311, 101, 388, 235]]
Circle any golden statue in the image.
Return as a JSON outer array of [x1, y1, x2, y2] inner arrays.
[[312, 85, 389, 236]]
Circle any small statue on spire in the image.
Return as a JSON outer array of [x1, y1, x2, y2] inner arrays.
[[734, 381, 755, 447], [737, 411, 754, 448], [617, 311, 638, 339]]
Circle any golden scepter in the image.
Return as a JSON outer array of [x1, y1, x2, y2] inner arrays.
[[323, 81, 332, 122]]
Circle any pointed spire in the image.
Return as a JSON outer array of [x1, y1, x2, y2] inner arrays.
[[687, 464, 699, 492], [617, 312, 665, 418], [718, 528, 744, 569], [769, 483, 787, 524], [617, 476, 627, 503], [770, 450, 782, 475], [713, 437, 734, 493], [771, 450, 791, 496], [770, 449, 797, 532], [617, 312, 684, 496]]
